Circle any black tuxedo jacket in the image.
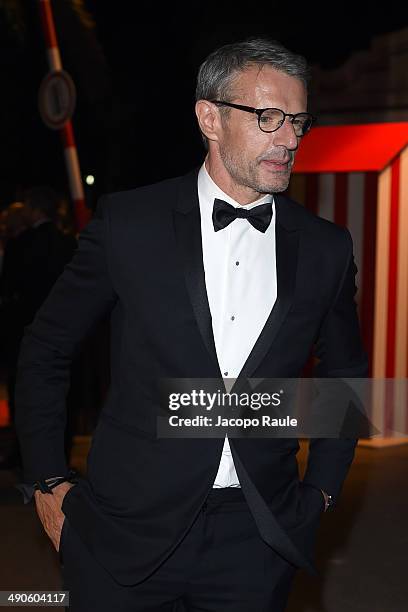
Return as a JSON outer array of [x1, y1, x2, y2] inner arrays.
[[15, 167, 368, 585]]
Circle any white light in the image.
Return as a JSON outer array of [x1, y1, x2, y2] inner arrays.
[[85, 175, 95, 185]]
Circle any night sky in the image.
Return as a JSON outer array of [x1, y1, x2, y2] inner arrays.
[[0, 1, 407, 208]]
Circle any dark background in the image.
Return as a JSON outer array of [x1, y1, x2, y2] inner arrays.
[[0, 0, 407, 208]]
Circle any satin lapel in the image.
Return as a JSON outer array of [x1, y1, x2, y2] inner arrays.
[[231, 195, 300, 392], [173, 169, 221, 375]]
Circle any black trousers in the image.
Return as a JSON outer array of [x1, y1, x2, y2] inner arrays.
[[60, 488, 297, 611]]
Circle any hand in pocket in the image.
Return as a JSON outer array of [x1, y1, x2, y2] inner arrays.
[[34, 481, 75, 551]]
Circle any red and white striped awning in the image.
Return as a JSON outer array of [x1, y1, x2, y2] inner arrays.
[[289, 123, 408, 437], [293, 123, 408, 173]]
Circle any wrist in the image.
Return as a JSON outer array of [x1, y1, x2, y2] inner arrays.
[[302, 482, 333, 512], [33, 469, 78, 495], [320, 489, 333, 512]]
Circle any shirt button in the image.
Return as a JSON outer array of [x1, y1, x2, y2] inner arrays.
[[224, 371, 228, 376], [231, 315, 235, 321], [235, 261, 239, 266]]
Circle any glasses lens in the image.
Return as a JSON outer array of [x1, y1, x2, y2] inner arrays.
[[258, 109, 285, 132], [292, 114, 314, 136], [258, 109, 314, 135]]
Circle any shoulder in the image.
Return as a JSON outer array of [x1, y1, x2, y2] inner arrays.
[[97, 174, 185, 222], [276, 192, 352, 256]]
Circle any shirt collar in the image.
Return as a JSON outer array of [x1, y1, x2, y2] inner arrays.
[[198, 162, 274, 212]]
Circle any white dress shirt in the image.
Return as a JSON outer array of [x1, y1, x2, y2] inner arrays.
[[197, 162, 277, 488]]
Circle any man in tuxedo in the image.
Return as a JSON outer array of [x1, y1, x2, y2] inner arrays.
[[15, 38, 368, 611]]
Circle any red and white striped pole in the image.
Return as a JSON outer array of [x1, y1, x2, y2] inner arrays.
[[38, 0, 90, 231]]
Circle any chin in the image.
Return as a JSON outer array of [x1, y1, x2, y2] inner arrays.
[[256, 180, 290, 194], [256, 172, 290, 194], [273, 182, 290, 193]]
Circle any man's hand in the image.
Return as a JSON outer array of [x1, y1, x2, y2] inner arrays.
[[34, 481, 75, 552]]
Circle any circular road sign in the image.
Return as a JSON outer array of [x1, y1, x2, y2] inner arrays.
[[38, 70, 76, 130]]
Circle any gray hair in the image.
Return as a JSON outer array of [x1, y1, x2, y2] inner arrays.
[[196, 37, 311, 102]]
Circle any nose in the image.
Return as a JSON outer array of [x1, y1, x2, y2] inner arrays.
[[271, 117, 299, 151]]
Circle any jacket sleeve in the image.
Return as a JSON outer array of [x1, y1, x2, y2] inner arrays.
[[15, 196, 118, 484], [302, 227, 369, 504]]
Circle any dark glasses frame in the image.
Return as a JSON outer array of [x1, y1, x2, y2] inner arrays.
[[210, 100, 317, 136]]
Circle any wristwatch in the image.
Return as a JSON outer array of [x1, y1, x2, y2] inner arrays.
[[321, 489, 333, 512], [15, 469, 78, 504], [34, 472, 77, 494], [302, 482, 333, 512]]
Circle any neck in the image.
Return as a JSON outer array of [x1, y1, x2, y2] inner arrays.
[[204, 156, 263, 206]]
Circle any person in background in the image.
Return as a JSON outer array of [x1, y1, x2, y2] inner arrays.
[[0, 209, 11, 278], [0, 189, 76, 469], [0, 202, 32, 467]]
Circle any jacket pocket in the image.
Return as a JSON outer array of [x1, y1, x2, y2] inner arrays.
[[58, 517, 68, 565]]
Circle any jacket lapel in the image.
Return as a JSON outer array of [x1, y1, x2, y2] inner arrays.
[[231, 199, 300, 391], [173, 169, 302, 384], [173, 169, 221, 375]]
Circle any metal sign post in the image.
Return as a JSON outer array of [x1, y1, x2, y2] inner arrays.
[[37, 0, 91, 231]]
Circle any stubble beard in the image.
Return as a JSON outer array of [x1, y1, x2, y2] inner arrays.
[[219, 146, 293, 195]]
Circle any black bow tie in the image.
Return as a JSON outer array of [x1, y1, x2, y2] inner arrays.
[[212, 198, 273, 233]]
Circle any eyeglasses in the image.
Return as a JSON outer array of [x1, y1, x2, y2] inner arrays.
[[210, 100, 316, 137]]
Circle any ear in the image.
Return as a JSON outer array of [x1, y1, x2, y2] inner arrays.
[[195, 100, 222, 144]]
